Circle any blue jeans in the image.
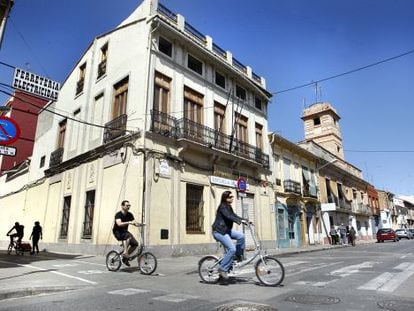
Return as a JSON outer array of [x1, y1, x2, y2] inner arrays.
[[213, 230, 245, 272]]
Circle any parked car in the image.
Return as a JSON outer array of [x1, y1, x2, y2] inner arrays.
[[376, 228, 399, 243], [395, 229, 414, 239], [408, 229, 414, 236]]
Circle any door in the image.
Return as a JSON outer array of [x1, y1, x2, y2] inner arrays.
[[236, 193, 255, 250]]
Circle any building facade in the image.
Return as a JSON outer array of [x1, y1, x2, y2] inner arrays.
[[0, 0, 275, 256]]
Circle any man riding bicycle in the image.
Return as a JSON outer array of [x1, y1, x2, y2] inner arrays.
[[6, 222, 24, 247], [112, 200, 139, 267]]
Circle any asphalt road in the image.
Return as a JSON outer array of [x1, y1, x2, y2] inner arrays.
[[1, 239, 414, 310]]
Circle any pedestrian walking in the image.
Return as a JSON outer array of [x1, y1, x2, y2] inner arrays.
[[330, 227, 338, 245], [349, 226, 356, 246], [30, 221, 43, 254], [339, 227, 346, 245]]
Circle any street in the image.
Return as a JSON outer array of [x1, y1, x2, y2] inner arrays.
[[1, 240, 414, 310]]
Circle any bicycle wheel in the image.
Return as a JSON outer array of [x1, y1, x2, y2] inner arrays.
[[198, 255, 220, 284], [138, 252, 157, 275], [255, 256, 285, 287], [106, 250, 122, 271]]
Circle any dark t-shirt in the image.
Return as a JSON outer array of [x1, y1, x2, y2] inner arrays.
[[112, 211, 134, 235]]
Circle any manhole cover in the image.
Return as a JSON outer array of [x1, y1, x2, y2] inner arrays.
[[378, 300, 414, 311], [285, 294, 340, 305], [216, 303, 277, 311]]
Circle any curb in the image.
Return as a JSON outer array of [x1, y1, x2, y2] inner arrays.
[[0, 286, 82, 301]]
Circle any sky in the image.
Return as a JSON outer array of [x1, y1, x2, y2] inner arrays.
[[0, 0, 413, 195]]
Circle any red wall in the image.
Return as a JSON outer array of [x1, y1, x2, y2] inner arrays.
[[1, 90, 48, 174]]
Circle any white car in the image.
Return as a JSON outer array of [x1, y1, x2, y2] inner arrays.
[[395, 229, 414, 239]]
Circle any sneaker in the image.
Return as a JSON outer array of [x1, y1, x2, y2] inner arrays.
[[218, 268, 228, 280], [234, 255, 244, 262], [122, 256, 130, 267]]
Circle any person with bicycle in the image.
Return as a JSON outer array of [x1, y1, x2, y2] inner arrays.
[[112, 200, 139, 267], [6, 222, 24, 247], [212, 191, 252, 283]]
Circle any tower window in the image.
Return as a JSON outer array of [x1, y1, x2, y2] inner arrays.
[[313, 117, 321, 126]]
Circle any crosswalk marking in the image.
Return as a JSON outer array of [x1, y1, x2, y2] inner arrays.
[[330, 261, 377, 277], [108, 288, 150, 296], [153, 294, 198, 303], [358, 262, 414, 292]]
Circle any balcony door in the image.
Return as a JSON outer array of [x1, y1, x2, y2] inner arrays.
[[183, 86, 203, 139]]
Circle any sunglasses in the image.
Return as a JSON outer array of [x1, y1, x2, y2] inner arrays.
[[228, 196, 234, 199], [125, 204, 131, 207]]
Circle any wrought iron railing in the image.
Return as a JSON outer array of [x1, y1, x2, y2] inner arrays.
[[103, 114, 127, 143], [97, 60, 107, 79], [283, 179, 301, 195], [50, 147, 64, 167], [157, 3, 177, 23], [213, 43, 226, 59], [338, 198, 352, 210], [232, 57, 247, 74], [184, 21, 206, 44], [150, 110, 269, 167]]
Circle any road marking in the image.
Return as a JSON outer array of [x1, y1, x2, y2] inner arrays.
[[358, 263, 414, 292], [108, 288, 150, 296], [153, 293, 198, 303], [358, 272, 394, 290], [53, 264, 79, 268], [289, 262, 342, 277], [20, 264, 97, 285], [330, 261, 377, 278], [78, 270, 108, 275], [73, 260, 106, 267], [284, 261, 308, 267]]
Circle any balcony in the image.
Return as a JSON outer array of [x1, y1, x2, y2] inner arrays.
[[50, 147, 64, 167], [76, 78, 84, 95], [150, 110, 269, 168], [338, 198, 352, 210], [97, 60, 107, 79], [283, 179, 301, 195], [103, 114, 127, 144], [353, 203, 371, 215]]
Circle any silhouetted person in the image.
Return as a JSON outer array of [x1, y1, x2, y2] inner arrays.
[[30, 221, 43, 254], [6, 222, 24, 247]]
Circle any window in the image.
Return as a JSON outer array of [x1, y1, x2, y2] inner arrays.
[[153, 71, 171, 114], [184, 86, 204, 138], [255, 97, 262, 110], [215, 71, 225, 89], [76, 63, 86, 95], [39, 156, 45, 168], [236, 85, 246, 100], [97, 43, 108, 79], [58, 119, 67, 149], [158, 36, 172, 57], [187, 54, 203, 75], [186, 184, 204, 233], [112, 77, 129, 119], [82, 190, 95, 239], [60, 196, 71, 239], [283, 158, 291, 180], [214, 102, 226, 148], [255, 123, 263, 150], [313, 117, 321, 126], [235, 113, 248, 154]]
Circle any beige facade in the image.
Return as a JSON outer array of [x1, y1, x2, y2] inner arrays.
[[0, 0, 275, 256]]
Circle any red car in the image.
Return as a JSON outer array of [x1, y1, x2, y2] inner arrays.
[[377, 228, 399, 243]]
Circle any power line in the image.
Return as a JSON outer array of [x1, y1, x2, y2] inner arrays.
[[272, 48, 414, 95], [345, 149, 414, 153], [0, 88, 139, 134]]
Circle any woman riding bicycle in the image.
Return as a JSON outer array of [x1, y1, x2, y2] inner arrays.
[[212, 191, 252, 283]]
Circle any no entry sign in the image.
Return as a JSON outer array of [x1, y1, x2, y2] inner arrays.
[[0, 116, 21, 145]]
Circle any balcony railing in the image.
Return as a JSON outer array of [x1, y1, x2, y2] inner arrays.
[[50, 147, 64, 167], [103, 114, 127, 143], [338, 198, 352, 210], [97, 60, 107, 79], [157, 3, 177, 23], [232, 57, 247, 74], [150, 110, 269, 167], [283, 179, 301, 195], [353, 203, 371, 215], [212, 43, 226, 59], [184, 22, 206, 44]]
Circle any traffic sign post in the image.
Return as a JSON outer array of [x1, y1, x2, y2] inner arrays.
[[236, 177, 247, 234], [0, 116, 21, 146]]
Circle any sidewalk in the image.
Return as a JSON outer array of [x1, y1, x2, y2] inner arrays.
[[0, 239, 376, 301]]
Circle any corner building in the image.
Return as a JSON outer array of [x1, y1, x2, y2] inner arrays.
[[0, 0, 274, 255]]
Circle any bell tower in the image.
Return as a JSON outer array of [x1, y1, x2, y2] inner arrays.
[[301, 102, 344, 159]]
